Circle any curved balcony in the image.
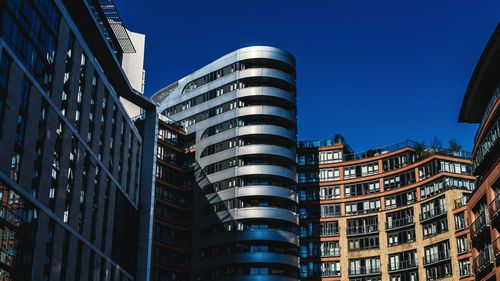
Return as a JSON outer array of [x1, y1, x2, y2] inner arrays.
[[206, 165, 296, 184], [201, 229, 299, 247], [198, 144, 296, 167], [201, 207, 299, 227], [196, 124, 296, 151], [197, 252, 299, 271], [206, 186, 297, 204]]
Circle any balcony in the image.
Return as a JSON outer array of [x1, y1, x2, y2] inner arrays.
[[321, 269, 341, 277], [386, 216, 414, 230], [473, 245, 494, 275], [470, 210, 490, 239], [454, 197, 468, 209], [321, 247, 340, 257], [320, 228, 339, 237], [494, 236, 500, 258], [388, 260, 418, 272], [348, 266, 381, 277], [347, 224, 378, 236], [423, 252, 451, 266], [489, 193, 500, 222], [420, 205, 447, 222], [472, 118, 500, 173]]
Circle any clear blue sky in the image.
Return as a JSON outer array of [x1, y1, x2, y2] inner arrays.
[[115, 0, 499, 152]]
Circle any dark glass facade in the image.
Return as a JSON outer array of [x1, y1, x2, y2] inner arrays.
[[0, 0, 153, 280]]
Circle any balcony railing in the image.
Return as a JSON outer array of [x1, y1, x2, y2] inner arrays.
[[320, 228, 340, 237], [348, 266, 381, 276], [321, 269, 341, 277], [473, 245, 494, 274], [347, 224, 378, 236], [423, 251, 451, 266], [493, 237, 500, 257], [420, 205, 447, 222], [454, 197, 468, 209], [388, 260, 418, 272], [470, 210, 490, 239], [321, 247, 340, 257], [472, 118, 500, 171], [386, 216, 414, 230], [489, 193, 500, 220]]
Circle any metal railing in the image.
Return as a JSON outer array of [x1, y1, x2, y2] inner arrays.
[[470, 210, 490, 238], [386, 216, 414, 230], [454, 197, 468, 209], [320, 227, 339, 237], [347, 224, 378, 236], [473, 118, 500, 171], [420, 205, 447, 222], [321, 247, 340, 257], [388, 260, 418, 272], [493, 236, 500, 257], [473, 245, 494, 274], [348, 266, 381, 276], [423, 251, 450, 266], [489, 193, 500, 219], [321, 269, 341, 277]]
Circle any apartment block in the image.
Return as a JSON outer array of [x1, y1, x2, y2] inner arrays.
[[297, 138, 476, 281], [460, 24, 500, 281]]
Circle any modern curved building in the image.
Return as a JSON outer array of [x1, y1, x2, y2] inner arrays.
[[297, 139, 476, 281], [459, 24, 500, 281], [152, 46, 299, 281]]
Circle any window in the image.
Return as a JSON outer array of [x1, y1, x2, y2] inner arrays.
[[348, 235, 379, 251], [320, 241, 340, 256], [319, 221, 339, 236], [319, 150, 342, 164], [321, 261, 340, 277], [345, 181, 380, 197], [422, 217, 448, 238], [388, 250, 417, 271], [459, 259, 470, 277], [386, 208, 414, 230], [454, 212, 466, 230], [424, 240, 450, 265], [321, 204, 341, 218], [456, 236, 468, 254], [320, 186, 340, 199], [387, 229, 415, 247], [385, 190, 416, 209], [384, 170, 415, 190], [319, 168, 340, 182], [346, 199, 381, 215], [383, 152, 415, 171], [420, 196, 446, 221], [344, 162, 379, 179], [347, 216, 378, 235], [349, 257, 381, 276]]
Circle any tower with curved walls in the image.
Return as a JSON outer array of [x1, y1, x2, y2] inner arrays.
[[152, 46, 299, 281]]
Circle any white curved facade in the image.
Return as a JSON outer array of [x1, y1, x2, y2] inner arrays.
[[152, 46, 299, 281]]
